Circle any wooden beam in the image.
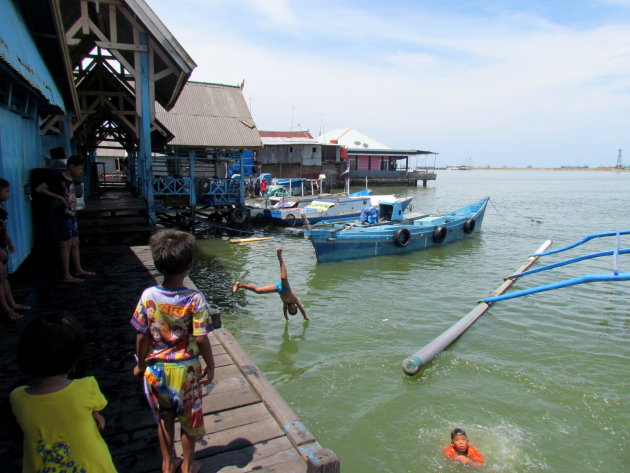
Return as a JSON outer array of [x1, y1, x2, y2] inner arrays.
[[95, 41, 147, 52], [108, 3, 117, 43]]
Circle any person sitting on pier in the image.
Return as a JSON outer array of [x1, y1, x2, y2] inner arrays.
[[35, 155, 95, 283], [131, 229, 215, 473], [443, 428, 485, 467], [232, 248, 309, 321]]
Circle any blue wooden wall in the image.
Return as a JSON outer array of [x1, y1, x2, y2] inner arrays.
[[0, 107, 43, 272]]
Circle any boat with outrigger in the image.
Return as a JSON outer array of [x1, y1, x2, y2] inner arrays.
[[303, 196, 490, 263], [402, 229, 630, 376]]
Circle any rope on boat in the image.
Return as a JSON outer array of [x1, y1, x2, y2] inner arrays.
[[489, 200, 542, 224]]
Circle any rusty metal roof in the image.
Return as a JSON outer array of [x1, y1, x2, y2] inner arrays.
[[1, 0, 65, 111], [156, 82, 262, 149]]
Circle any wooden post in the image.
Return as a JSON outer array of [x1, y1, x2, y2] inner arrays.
[[189, 150, 196, 223], [137, 32, 154, 224]]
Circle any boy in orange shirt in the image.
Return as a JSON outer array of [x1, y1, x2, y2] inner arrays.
[[443, 428, 485, 467]]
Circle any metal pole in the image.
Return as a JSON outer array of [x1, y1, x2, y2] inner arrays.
[[402, 239, 552, 376]]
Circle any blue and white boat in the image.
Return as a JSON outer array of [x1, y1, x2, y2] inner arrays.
[[265, 190, 395, 226], [304, 197, 490, 263]]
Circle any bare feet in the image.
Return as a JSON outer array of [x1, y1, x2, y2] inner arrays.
[[181, 461, 199, 473], [231, 282, 240, 293], [171, 457, 183, 473], [12, 304, 31, 311], [63, 276, 84, 283], [6, 310, 23, 320], [75, 270, 96, 277]]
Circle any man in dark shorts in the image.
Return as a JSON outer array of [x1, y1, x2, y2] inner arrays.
[[232, 248, 308, 321], [35, 155, 94, 283]]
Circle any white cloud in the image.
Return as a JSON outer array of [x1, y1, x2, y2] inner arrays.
[[243, 0, 298, 27], [151, 1, 630, 166]]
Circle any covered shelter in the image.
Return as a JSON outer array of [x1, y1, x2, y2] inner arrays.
[[151, 81, 262, 224]]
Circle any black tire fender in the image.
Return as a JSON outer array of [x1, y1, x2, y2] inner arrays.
[[463, 218, 476, 234], [393, 228, 411, 247], [230, 206, 247, 223], [433, 225, 447, 243], [285, 214, 296, 226]]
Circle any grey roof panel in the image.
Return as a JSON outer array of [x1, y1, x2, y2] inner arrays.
[[156, 82, 262, 149]]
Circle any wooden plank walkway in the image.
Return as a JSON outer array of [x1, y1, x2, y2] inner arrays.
[[0, 246, 338, 473]]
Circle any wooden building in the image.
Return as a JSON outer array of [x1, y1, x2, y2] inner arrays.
[[258, 131, 345, 181], [317, 127, 438, 186]]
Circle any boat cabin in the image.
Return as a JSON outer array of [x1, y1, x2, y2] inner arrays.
[[378, 198, 413, 221]]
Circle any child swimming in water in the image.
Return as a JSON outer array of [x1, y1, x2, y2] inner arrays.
[[443, 428, 485, 467]]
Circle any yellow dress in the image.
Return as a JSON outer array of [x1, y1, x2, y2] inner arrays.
[[10, 376, 118, 473]]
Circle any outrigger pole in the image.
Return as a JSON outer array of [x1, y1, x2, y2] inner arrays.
[[483, 229, 630, 303], [402, 240, 553, 376]]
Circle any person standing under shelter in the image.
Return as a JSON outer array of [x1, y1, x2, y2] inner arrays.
[[0, 178, 30, 320], [35, 155, 94, 283]]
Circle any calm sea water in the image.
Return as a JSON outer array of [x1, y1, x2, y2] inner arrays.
[[191, 170, 630, 473]]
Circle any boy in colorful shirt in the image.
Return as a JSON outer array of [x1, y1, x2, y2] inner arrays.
[[131, 229, 215, 473], [443, 428, 485, 467]]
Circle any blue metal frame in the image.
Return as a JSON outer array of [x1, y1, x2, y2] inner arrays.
[[483, 230, 630, 303]]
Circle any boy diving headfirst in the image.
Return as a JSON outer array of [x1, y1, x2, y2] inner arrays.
[[232, 248, 309, 321]]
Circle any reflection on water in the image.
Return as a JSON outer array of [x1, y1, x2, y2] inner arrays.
[[189, 172, 630, 473]]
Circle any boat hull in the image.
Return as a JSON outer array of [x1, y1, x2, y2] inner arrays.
[[306, 197, 489, 263]]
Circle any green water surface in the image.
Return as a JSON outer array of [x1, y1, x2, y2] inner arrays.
[[191, 170, 630, 472]]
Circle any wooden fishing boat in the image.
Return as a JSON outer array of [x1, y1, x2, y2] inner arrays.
[[264, 190, 395, 226], [304, 197, 490, 263]]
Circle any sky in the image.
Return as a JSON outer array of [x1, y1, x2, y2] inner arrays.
[[149, 0, 630, 167]]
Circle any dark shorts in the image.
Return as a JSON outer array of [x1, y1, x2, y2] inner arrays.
[[56, 218, 79, 242]]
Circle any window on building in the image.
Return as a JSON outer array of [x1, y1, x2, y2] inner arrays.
[[115, 158, 121, 171], [312, 147, 317, 153], [289, 147, 293, 153]]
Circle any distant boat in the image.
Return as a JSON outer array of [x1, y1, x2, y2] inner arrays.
[[304, 197, 489, 263], [264, 190, 395, 226]]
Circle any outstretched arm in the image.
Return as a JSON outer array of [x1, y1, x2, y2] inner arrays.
[[296, 300, 309, 320]]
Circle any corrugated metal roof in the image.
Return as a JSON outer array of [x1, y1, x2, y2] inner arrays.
[[261, 137, 319, 145], [156, 82, 262, 149], [259, 131, 314, 139], [316, 128, 391, 150], [316, 127, 436, 155], [0, 1, 65, 111]]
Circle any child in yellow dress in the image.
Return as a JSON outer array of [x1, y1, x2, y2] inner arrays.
[[10, 313, 117, 472]]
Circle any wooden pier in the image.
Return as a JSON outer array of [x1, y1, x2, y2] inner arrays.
[[77, 190, 152, 244], [0, 246, 338, 473]]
